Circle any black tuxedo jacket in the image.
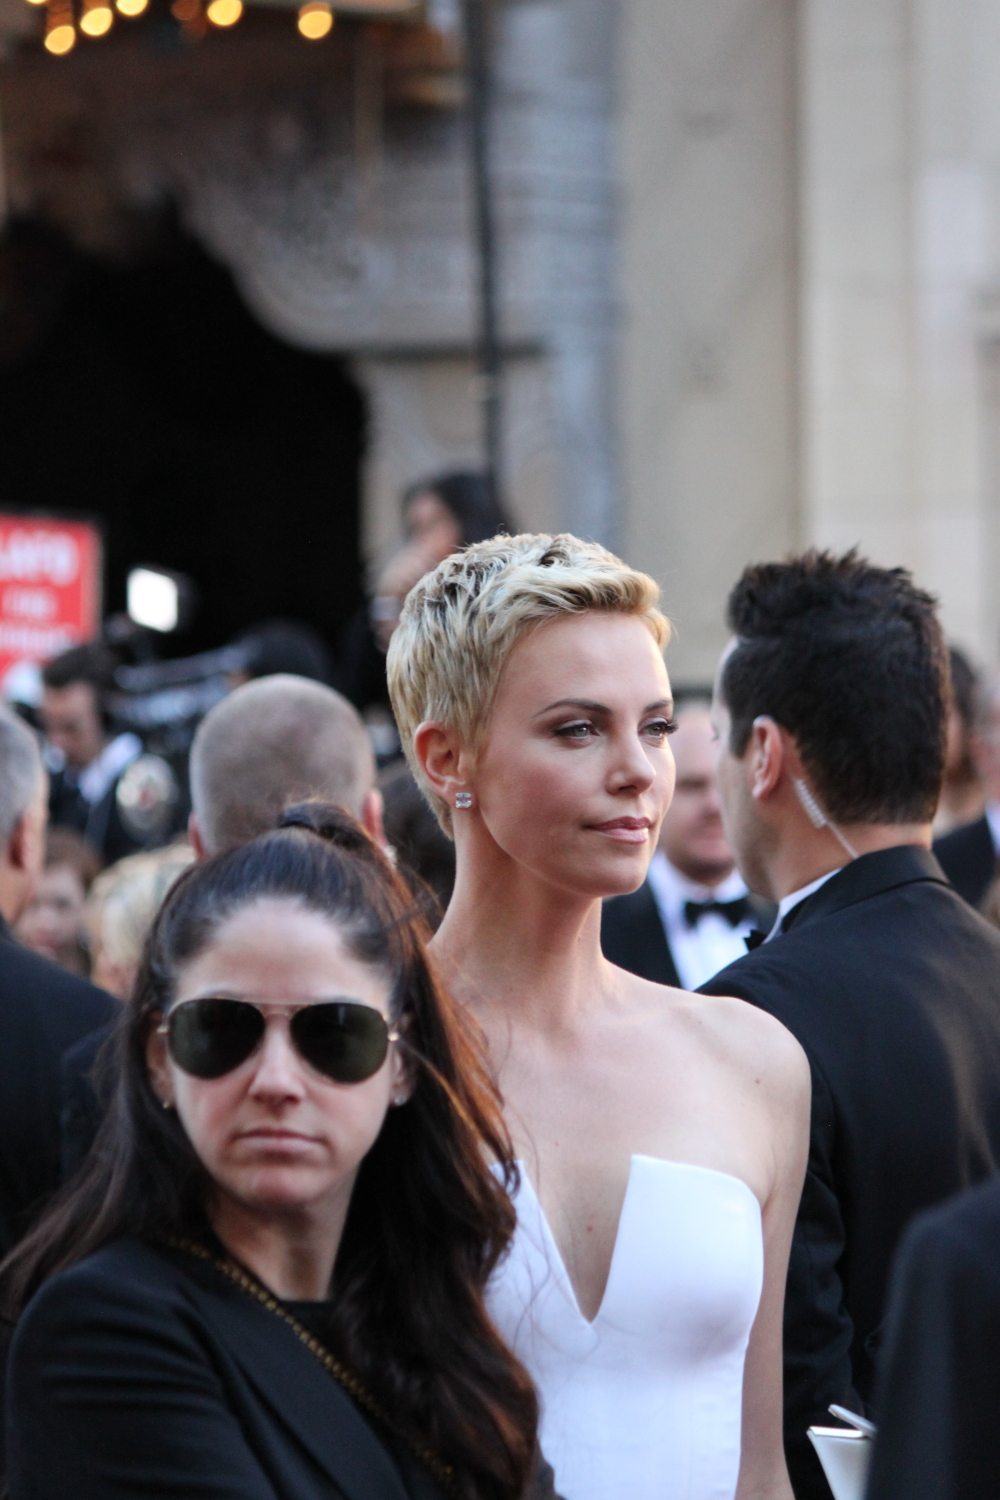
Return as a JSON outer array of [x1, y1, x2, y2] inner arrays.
[[6, 1237, 450, 1500], [933, 813, 996, 909], [866, 1176, 1000, 1500], [699, 846, 1000, 1500], [601, 881, 681, 986], [0, 917, 116, 1256]]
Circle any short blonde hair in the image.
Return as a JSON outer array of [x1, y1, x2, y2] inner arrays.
[[387, 532, 669, 832], [85, 842, 196, 990]]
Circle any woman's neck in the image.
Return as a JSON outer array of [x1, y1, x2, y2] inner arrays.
[[208, 1181, 354, 1301], [432, 842, 617, 1028]]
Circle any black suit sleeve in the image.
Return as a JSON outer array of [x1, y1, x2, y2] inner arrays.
[[865, 1205, 1000, 1500], [782, 1063, 857, 1499], [699, 969, 855, 1500], [6, 1265, 282, 1500]]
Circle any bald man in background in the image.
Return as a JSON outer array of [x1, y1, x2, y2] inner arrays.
[[601, 703, 774, 988], [187, 673, 383, 855]]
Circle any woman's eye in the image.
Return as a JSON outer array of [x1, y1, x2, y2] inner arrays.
[[555, 721, 596, 740], [644, 717, 677, 740]]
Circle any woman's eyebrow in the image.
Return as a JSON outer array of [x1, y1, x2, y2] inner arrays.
[[533, 697, 674, 718], [533, 698, 611, 718]]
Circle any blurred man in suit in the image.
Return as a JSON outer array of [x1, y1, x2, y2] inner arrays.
[[40, 643, 145, 864], [601, 703, 773, 987], [934, 669, 1000, 908], [698, 552, 1000, 1500], [865, 1175, 1000, 1500], [0, 706, 115, 1255]]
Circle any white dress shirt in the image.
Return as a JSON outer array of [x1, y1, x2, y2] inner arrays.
[[645, 851, 757, 990], [985, 802, 1000, 856], [764, 867, 842, 941], [77, 732, 143, 806]]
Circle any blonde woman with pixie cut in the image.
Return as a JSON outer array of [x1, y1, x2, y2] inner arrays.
[[388, 534, 809, 1500]]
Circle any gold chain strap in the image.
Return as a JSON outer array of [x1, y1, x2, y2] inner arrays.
[[161, 1236, 455, 1494]]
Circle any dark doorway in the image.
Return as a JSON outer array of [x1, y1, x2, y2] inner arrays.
[[0, 220, 365, 657]]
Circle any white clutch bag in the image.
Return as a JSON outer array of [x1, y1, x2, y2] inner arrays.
[[807, 1406, 875, 1500]]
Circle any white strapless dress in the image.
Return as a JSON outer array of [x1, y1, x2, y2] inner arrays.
[[486, 1156, 763, 1500]]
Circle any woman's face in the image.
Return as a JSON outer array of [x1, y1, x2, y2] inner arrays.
[[15, 863, 87, 963], [468, 612, 676, 898], [146, 897, 406, 1220], [405, 490, 462, 562]]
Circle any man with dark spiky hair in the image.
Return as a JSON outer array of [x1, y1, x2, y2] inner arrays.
[[700, 551, 1000, 1499]]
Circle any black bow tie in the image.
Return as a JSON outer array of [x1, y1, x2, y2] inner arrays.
[[683, 896, 752, 930]]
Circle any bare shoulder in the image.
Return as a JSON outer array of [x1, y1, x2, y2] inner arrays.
[[623, 969, 810, 1106]]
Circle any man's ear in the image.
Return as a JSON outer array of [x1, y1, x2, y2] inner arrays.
[[8, 804, 43, 878], [412, 722, 472, 811], [188, 812, 208, 860], [748, 716, 786, 802], [7, 812, 29, 874], [360, 788, 388, 852]]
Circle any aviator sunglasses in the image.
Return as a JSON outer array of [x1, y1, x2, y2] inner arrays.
[[160, 997, 399, 1084]]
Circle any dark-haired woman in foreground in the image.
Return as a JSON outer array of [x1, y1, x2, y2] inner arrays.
[[2, 804, 549, 1500]]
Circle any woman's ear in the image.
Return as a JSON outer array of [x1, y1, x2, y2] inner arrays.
[[412, 721, 473, 811], [389, 1014, 416, 1106], [145, 1014, 174, 1110]]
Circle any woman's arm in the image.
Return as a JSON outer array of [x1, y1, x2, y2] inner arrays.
[[6, 1259, 281, 1500], [735, 1014, 811, 1500]]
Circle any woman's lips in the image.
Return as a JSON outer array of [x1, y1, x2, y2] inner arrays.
[[237, 1128, 320, 1153], [588, 817, 653, 845]]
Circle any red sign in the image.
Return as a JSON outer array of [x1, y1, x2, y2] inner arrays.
[[0, 516, 102, 695]]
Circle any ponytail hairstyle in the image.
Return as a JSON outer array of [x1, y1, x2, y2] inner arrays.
[[0, 803, 538, 1500]]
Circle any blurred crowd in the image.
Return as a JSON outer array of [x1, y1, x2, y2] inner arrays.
[[5, 469, 499, 986]]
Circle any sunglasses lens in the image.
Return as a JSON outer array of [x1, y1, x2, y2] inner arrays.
[[167, 999, 265, 1079], [292, 1002, 391, 1083]]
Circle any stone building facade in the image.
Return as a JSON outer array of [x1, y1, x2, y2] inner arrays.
[[3, 0, 1000, 679], [622, 0, 1000, 680]]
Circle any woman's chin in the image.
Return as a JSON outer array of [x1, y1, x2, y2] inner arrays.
[[228, 1167, 341, 1214], [548, 850, 652, 901]]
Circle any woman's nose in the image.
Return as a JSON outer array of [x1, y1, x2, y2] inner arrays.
[[247, 1023, 308, 1102], [609, 732, 658, 793]]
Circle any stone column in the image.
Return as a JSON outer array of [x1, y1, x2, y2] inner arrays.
[[800, 0, 1000, 665], [616, 0, 801, 684]]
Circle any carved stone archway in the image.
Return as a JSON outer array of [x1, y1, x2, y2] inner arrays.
[[1, 0, 620, 570]]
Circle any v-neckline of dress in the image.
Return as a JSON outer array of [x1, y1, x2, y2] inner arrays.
[[513, 1155, 762, 1329]]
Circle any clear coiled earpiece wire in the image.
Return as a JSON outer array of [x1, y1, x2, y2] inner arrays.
[[792, 777, 860, 860], [751, 715, 859, 860]]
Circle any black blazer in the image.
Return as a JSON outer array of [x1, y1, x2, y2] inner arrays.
[[0, 918, 116, 1256], [6, 1237, 451, 1500], [59, 1020, 115, 1182], [699, 846, 1000, 1500], [933, 813, 996, 909], [601, 881, 680, 986], [866, 1176, 1000, 1500]]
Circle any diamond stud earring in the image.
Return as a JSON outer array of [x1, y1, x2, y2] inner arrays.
[[455, 792, 473, 809]]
